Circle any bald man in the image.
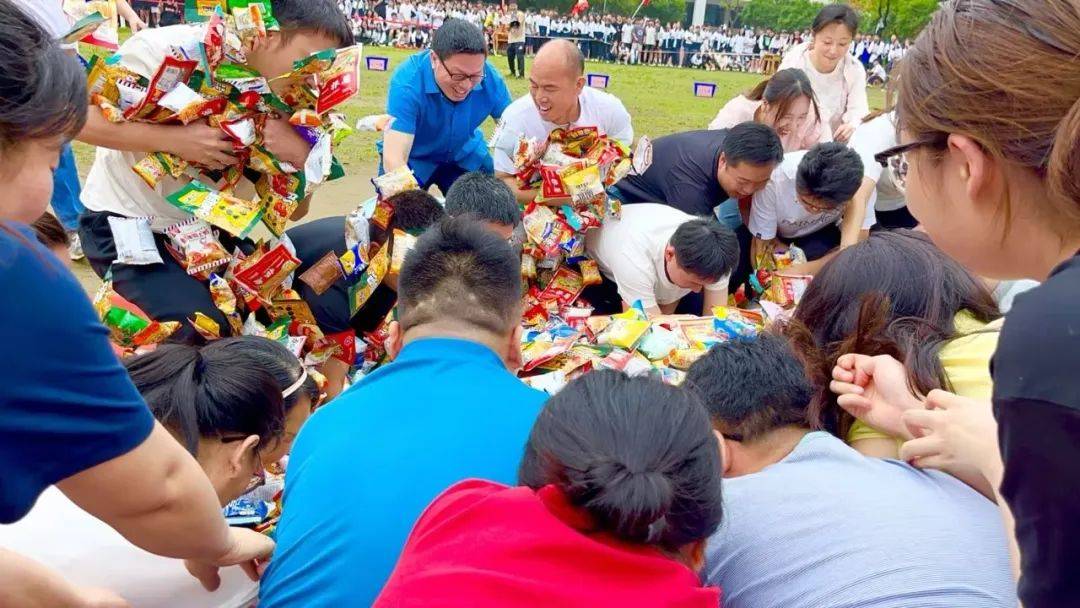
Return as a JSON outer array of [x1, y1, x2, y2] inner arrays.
[[491, 39, 633, 204]]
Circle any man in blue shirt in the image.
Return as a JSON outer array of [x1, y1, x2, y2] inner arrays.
[[259, 217, 546, 607], [684, 335, 1017, 608], [381, 19, 512, 194]]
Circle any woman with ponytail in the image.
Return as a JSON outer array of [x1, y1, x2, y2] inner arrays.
[[708, 68, 830, 152], [829, 1, 1080, 604], [375, 371, 724, 607], [1, 337, 312, 608]]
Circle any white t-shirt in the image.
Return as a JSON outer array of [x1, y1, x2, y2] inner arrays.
[[81, 25, 216, 232], [750, 150, 876, 240], [620, 22, 633, 44], [849, 112, 905, 211], [586, 203, 729, 309], [645, 26, 657, 45], [0, 488, 258, 608], [491, 87, 634, 174], [14, 0, 76, 49]]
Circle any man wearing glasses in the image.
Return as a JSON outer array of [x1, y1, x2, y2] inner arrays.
[[381, 19, 512, 194], [736, 142, 867, 283]]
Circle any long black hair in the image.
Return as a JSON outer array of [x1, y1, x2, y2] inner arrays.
[[123, 337, 287, 455], [210, 337, 318, 413], [784, 230, 1000, 437], [519, 370, 723, 553], [745, 68, 821, 132], [0, 0, 88, 153]]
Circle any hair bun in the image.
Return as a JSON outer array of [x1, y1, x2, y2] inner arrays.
[[584, 460, 675, 544]]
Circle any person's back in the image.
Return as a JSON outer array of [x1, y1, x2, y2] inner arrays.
[[706, 431, 1016, 608], [259, 218, 546, 608], [686, 335, 1017, 608]]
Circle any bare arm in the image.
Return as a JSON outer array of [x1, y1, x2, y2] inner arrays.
[[702, 288, 727, 313], [116, 0, 146, 32], [838, 197, 869, 250], [497, 172, 539, 205], [382, 130, 414, 173], [0, 550, 126, 608]]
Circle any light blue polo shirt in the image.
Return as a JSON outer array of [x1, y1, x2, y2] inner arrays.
[[382, 50, 511, 185], [258, 337, 546, 607]]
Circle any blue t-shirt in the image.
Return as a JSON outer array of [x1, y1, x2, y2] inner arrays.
[[383, 49, 511, 184], [706, 431, 1017, 608], [0, 224, 154, 523], [259, 337, 546, 607]]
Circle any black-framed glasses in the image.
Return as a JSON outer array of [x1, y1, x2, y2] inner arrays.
[[874, 138, 939, 191], [436, 57, 484, 84]]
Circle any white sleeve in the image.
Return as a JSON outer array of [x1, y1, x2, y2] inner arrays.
[[748, 180, 780, 241], [608, 97, 634, 147], [860, 191, 877, 230], [843, 62, 871, 127], [491, 107, 525, 175]]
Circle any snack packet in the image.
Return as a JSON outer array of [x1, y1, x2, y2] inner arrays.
[[260, 194, 299, 237], [189, 311, 222, 340], [348, 245, 389, 315], [125, 55, 199, 121], [578, 258, 601, 286], [234, 243, 301, 305], [389, 229, 417, 276], [269, 297, 318, 327], [298, 250, 344, 295], [597, 317, 651, 350], [316, 45, 361, 114], [163, 217, 230, 275], [289, 108, 322, 127], [372, 166, 419, 200], [107, 216, 163, 266], [536, 266, 584, 308], [133, 152, 188, 189], [208, 273, 244, 335], [344, 208, 370, 251], [338, 242, 370, 280], [370, 199, 394, 230]]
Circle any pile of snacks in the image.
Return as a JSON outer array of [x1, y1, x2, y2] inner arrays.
[[731, 243, 812, 318], [509, 127, 650, 324], [520, 304, 763, 394]]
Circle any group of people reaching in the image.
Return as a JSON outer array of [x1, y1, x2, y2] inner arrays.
[[3, 1, 1080, 607]]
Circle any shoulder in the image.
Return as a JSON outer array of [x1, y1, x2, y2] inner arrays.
[[583, 87, 630, 116], [501, 94, 536, 124]]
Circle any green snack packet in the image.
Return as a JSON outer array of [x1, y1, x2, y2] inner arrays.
[[167, 181, 212, 214], [104, 306, 151, 346], [185, 0, 228, 22]]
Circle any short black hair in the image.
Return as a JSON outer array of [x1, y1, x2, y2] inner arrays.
[[811, 3, 859, 37], [722, 121, 784, 168], [519, 370, 723, 552], [796, 143, 865, 207], [670, 219, 740, 282], [272, 0, 354, 47], [444, 172, 522, 228], [31, 212, 68, 249], [371, 189, 448, 245], [685, 333, 814, 442], [397, 216, 521, 335], [431, 18, 487, 60], [124, 338, 286, 455]]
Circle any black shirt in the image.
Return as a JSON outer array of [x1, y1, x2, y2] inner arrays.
[[613, 129, 729, 217], [991, 253, 1080, 607]]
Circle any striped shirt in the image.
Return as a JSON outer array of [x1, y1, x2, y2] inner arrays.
[[706, 432, 1017, 608]]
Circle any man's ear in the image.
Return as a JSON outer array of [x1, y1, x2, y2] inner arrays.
[[387, 320, 405, 360], [714, 430, 734, 477], [506, 324, 524, 372], [575, 75, 586, 93]]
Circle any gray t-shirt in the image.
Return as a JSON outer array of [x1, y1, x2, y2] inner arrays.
[[706, 432, 1017, 608]]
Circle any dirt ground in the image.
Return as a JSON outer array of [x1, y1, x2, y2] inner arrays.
[[70, 163, 382, 293]]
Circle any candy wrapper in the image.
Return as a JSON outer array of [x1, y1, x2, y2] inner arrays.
[[536, 267, 584, 309], [234, 243, 301, 306], [108, 216, 163, 266], [316, 45, 362, 114], [389, 230, 418, 276], [167, 181, 264, 238], [344, 208, 370, 251], [189, 311, 222, 340], [299, 250, 344, 295], [372, 166, 419, 200], [356, 114, 393, 132], [338, 242, 370, 281], [164, 217, 230, 276]]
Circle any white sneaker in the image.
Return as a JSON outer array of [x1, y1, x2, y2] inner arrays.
[[67, 231, 85, 261]]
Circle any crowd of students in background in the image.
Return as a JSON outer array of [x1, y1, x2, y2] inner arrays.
[[338, 0, 910, 73]]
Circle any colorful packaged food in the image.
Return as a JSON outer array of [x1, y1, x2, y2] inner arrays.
[[370, 199, 395, 230], [536, 266, 585, 308], [107, 216, 163, 266], [292, 47, 337, 75], [163, 217, 230, 276], [208, 273, 244, 335], [522, 203, 566, 256], [316, 45, 361, 114], [125, 55, 199, 121], [189, 311, 222, 341], [297, 250, 343, 295], [348, 245, 389, 315], [637, 325, 679, 361], [356, 113, 393, 132], [103, 305, 151, 346], [389, 229, 417, 276], [133, 152, 188, 189], [372, 166, 419, 200], [304, 132, 333, 190], [344, 208, 370, 251], [133, 320, 182, 347], [234, 243, 301, 305], [338, 242, 370, 280], [522, 336, 578, 373], [269, 297, 318, 327], [520, 250, 538, 280], [666, 348, 705, 370], [578, 258, 601, 286], [597, 318, 651, 350], [552, 125, 600, 156], [289, 108, 322, 127]]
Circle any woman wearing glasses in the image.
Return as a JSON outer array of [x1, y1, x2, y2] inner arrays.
[[830, 1, 1080, 605], [0, 337, 318, 608]]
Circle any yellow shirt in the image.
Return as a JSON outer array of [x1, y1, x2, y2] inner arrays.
[[847, 312, 1003, 444]]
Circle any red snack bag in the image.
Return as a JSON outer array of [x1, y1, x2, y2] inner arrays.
[[537, 267, 585, 308], [234, 243, 301, 306], [539, 164, 569, 200], [320, 329, 356, 365], [316, 45, 361, 114], [125, 56, 199, 121]]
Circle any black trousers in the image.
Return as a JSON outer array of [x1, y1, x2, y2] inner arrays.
[[506, 42, 525, 77], [731, 222, 842, 291]]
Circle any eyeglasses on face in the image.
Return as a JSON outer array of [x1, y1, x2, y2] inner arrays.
[[873, 138, 940, 190], [437, 57, 484, 84]]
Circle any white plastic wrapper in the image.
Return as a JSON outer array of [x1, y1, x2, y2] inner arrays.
[[108, 216, 163, 265]]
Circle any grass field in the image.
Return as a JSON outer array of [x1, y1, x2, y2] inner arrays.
[[73, 44, 887, 172]]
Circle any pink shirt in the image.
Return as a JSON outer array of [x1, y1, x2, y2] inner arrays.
[[708, 95, 830, 152]]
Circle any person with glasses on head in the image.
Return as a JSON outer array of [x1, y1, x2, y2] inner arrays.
[[830, 2, 1080, 604], [0, 336, 313, 608], [686, 334, 1017, 608], [732, 142, 867, 289], [381, 18, 511, 194]]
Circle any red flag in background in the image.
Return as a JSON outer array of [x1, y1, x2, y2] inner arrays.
[[642, 0, 650, 5], [569, 0, 589, 16]]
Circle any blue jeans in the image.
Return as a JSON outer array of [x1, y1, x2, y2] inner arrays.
[[52, 144, 84, 230], [715, 198, 743, 230]]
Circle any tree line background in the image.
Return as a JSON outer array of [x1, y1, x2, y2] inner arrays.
[[515, 0, 940, 40]]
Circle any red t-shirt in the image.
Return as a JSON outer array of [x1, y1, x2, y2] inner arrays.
[[375, 479, 722, 608]]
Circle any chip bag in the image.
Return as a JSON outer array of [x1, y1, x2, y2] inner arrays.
[[163, 217, 231, 276]]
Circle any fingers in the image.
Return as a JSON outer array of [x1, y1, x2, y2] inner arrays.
[[924, 389, 972, 411], [184, 560, 222, 592], [239, 559, 260, 582], [899, 434, 944, 463], [836, 393, 872, 416], [829, 378, 864, 397], [831, 364, 855, 384]]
